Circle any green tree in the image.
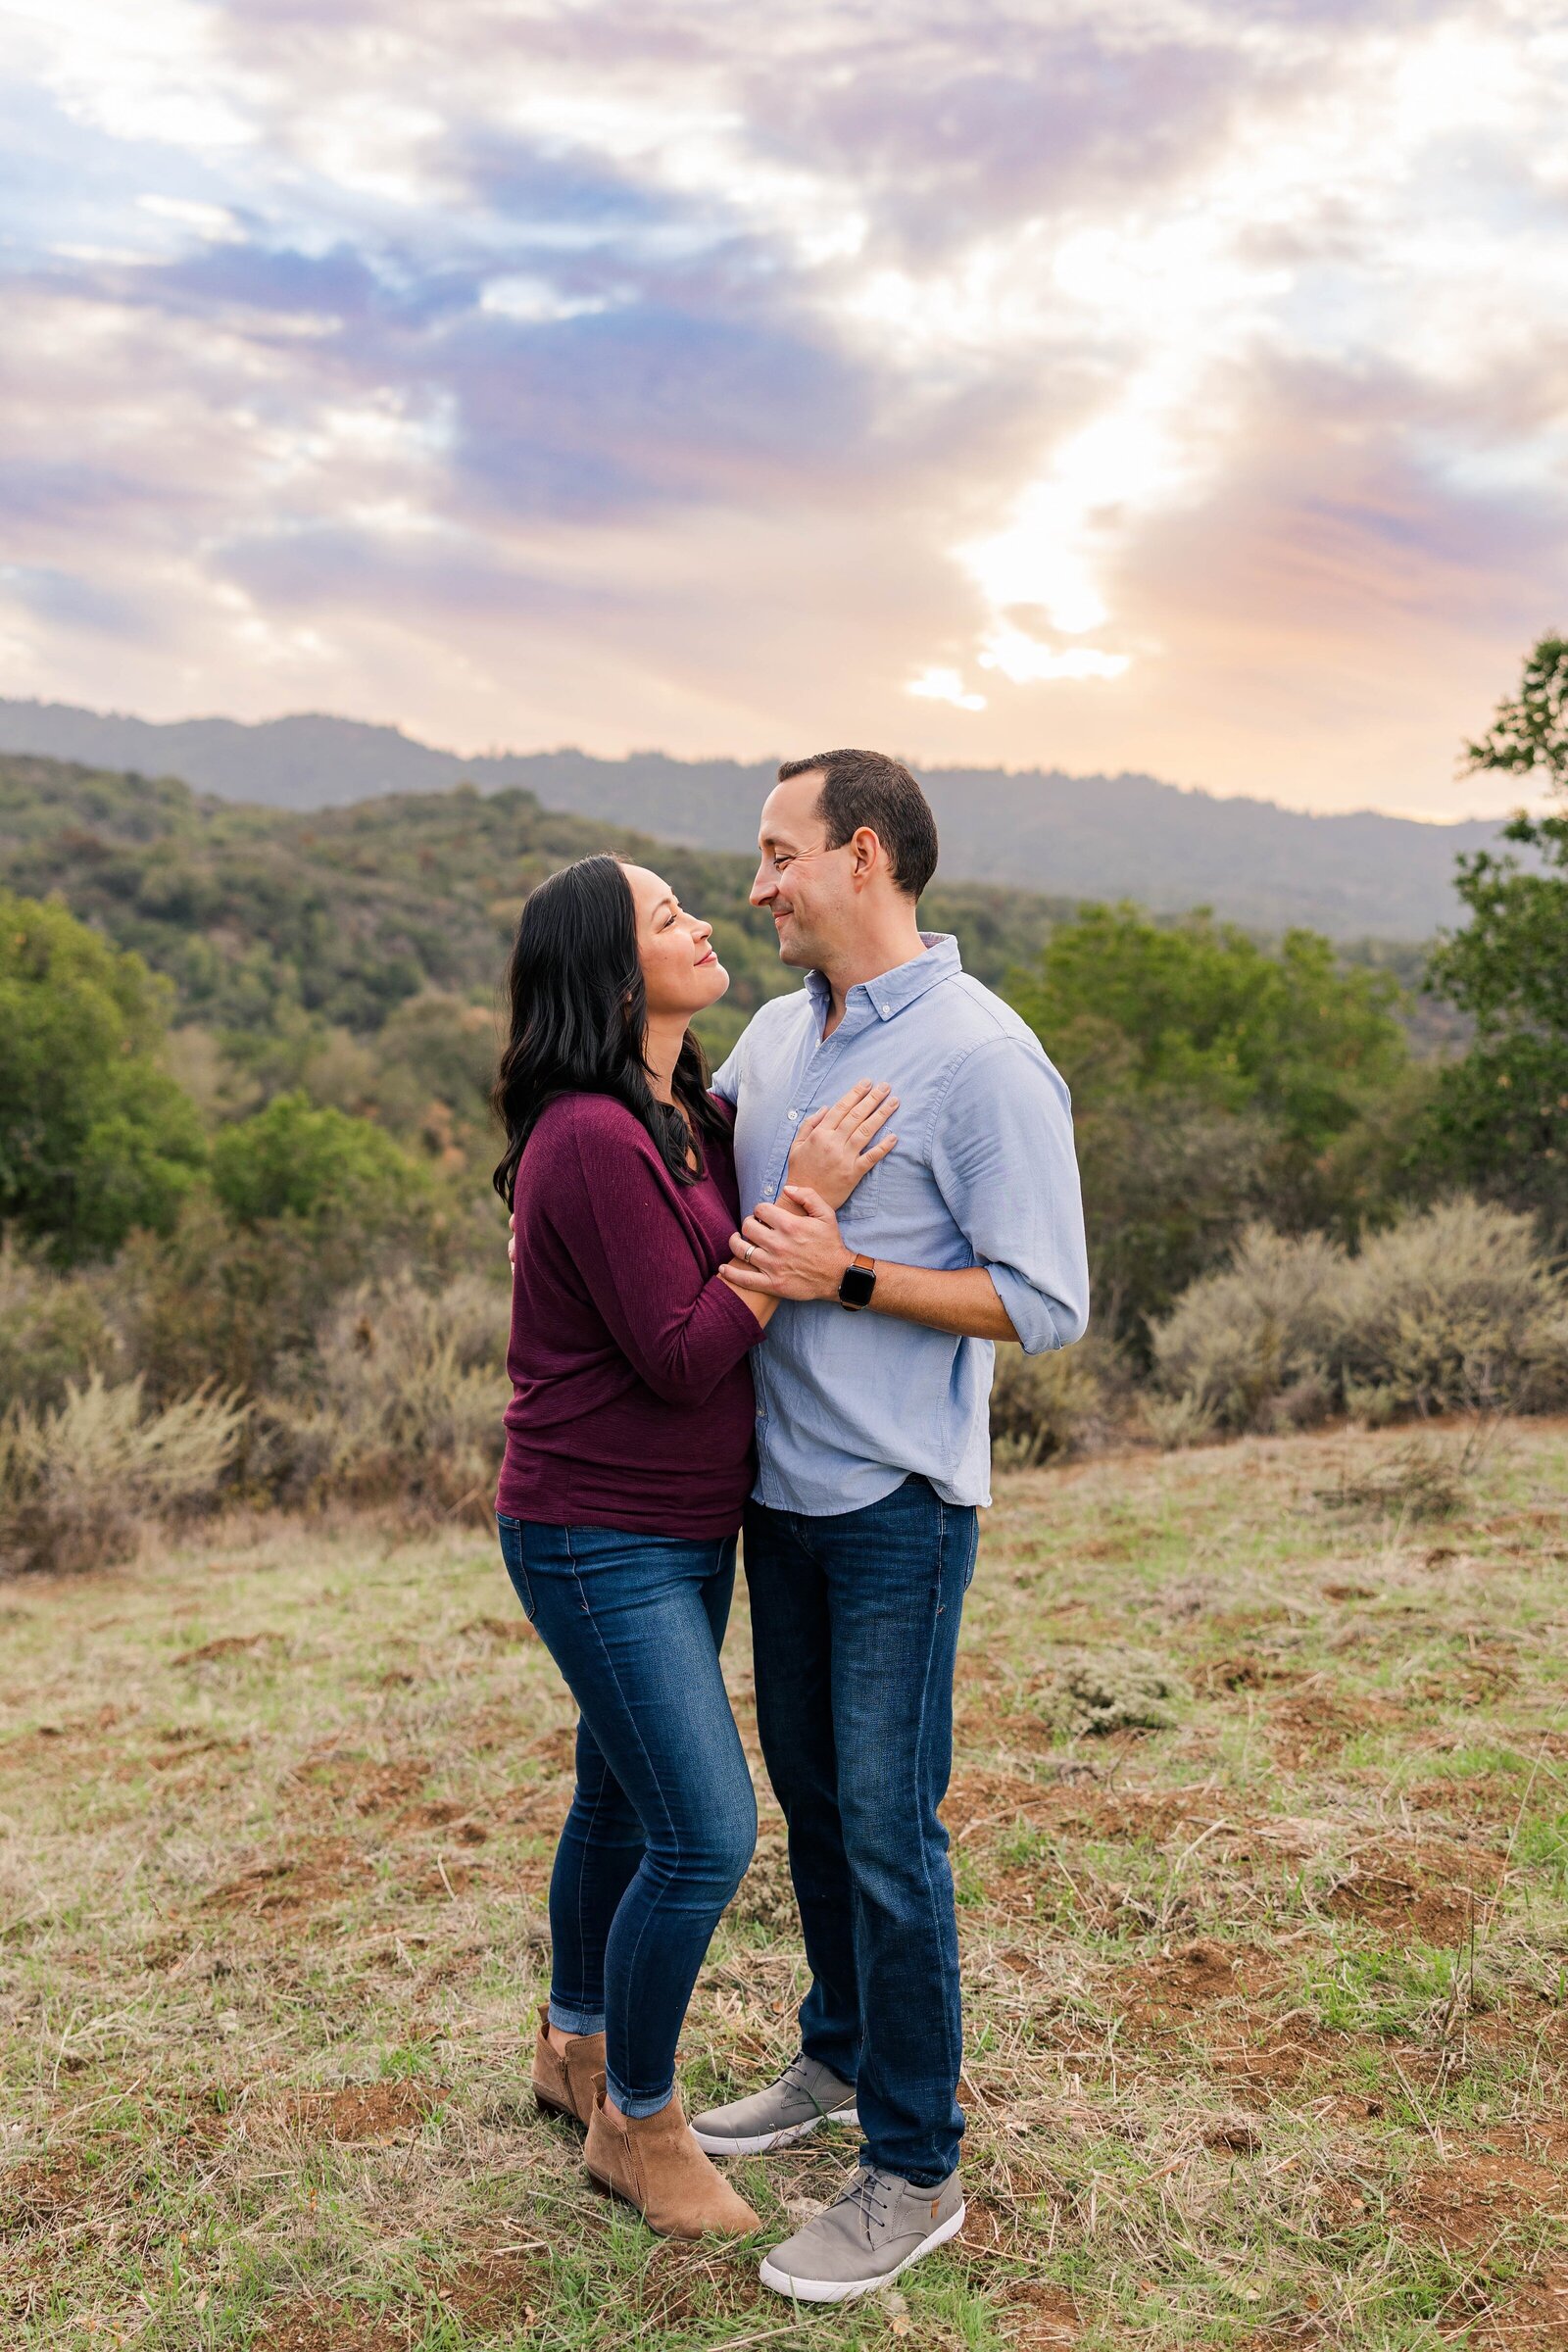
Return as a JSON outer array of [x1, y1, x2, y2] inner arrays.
[[1462, 634, 1568, 792], [1427, 634, 1568, 1226], [210, 1092, 430, 1229], [1009, 906, 1407, 1152], [1008, 906, 1411, 1344], [0, 890, 207, 1262]]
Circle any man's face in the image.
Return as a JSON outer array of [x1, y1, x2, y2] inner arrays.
[[751, 770, 855, 970]]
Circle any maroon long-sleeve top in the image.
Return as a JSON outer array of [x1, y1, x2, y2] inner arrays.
[[496, 1092, 763, 1537]]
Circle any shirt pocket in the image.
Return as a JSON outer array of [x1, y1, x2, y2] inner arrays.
[[836, 1156, 886, 1225]]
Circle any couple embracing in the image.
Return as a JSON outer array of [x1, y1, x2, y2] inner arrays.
[[491, 749, 1088, 2303]]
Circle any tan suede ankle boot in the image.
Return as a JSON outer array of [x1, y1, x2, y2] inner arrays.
[[531, 2006, 606, 2127], [584, 2088, 760, 2237]]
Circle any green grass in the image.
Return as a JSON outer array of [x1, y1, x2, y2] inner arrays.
[[3, 1415, 1568, 2347]]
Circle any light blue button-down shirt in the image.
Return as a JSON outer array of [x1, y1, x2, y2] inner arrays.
[[711, 933, 1089, 1516]]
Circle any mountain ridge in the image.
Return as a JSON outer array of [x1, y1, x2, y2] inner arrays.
[[0, 697, 1513, 938]]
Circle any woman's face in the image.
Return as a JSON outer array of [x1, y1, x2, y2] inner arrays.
[[623, 863, 729, 1018]]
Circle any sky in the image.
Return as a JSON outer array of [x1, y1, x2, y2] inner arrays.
[[1, 1, 1565, 820]]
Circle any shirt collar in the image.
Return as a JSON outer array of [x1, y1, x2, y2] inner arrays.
[[804, 932, 961, 1026]]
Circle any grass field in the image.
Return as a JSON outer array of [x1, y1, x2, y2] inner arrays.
[[3, 1417, 1567, 2351]]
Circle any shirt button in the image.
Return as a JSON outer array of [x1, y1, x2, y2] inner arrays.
[[880, 1003, 891, 1014], [787, 1108, 799, 1122]]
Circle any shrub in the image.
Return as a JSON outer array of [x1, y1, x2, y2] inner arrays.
[[1316, 1437, 1474, 1523], [261, 1271, 510, 1515], [1152, 1224, 1344, 1433], [1030, 1646, 1184, 1738], [1328, 1197, 1568, 1415], [118, 1192, 379, 1403], [211, 1092, 430, 1230], [1141, 1390, 1220, 1452], [990, 1341, 1107, 1468], [1070, 1090, 1273, 1348], [1151, 1198, 1568, 1435], [116, 1151, 489, 1405], [0, 1373, 246, 1575], [0, 1239, 122, 1410]]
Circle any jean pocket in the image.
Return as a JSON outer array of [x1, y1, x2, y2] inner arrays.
[[496, 1514, 538, 1623]]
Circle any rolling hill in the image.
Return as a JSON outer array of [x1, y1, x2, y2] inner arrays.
[[0, 698, 1514, 940]]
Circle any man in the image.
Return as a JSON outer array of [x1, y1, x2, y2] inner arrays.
[[689, 749, 1089, 2302]]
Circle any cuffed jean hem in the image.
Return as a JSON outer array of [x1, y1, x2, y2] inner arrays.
[[608, 2076, 676, 2120], [548, 1998, 607, 2037], [859, 2153, 951, 2189]]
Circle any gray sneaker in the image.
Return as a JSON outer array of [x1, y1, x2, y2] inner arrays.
[[760, 2165, 965, 2303], [689, 2052, 858, 2157]]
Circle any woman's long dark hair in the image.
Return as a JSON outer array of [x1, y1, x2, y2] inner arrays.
[[491, 854, 729, 1208]]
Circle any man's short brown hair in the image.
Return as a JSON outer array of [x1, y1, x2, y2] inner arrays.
[[777, 748, 939, 901]]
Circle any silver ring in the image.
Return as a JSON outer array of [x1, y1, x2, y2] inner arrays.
[[743, 1242, 757, 1264]]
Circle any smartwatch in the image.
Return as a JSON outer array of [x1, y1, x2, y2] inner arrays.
[[837, 1252, 877, 1310]]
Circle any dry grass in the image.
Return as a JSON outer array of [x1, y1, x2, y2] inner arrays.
[[4, 1419, 1568, 2349]]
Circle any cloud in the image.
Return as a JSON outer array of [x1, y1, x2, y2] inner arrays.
[[0, 0, 1563, 816]]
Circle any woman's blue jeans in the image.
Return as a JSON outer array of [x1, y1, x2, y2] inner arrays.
[[497, 1516, 757, 2118]]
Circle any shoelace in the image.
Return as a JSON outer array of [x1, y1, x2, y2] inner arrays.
[[829, 2166, 897, 2243], [778, 2052, 830, 2117]]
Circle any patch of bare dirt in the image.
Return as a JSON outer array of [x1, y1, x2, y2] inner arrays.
[[0, 2150, 94, 2228], [286, 1751, 430, 1818], [435, 2249, 545, 2329], [460, 1614, 535, 1645], [140, 1928, 191, 1970], [1195, 1652, 1301, 1694], [406, 1857, 488, 1899], [171, 1633, 281, 1667], [1001, 2280, 1081, 2346], [1409, 1645, 1523, 1705], [1470, 2262, 1568, 2349], [1266, 1690, 1406, 1764], [3, 1706, 122, 1754], [278, 2082, 442, 2141], [467, 1700, 561, 1753], [495, 1782, 568, 1830], [148, 1728, 251, 1771], [200, 1840, 363, 1920], [1399, 1772, 1535, 1826], [943, 1768, 1212, 1848], [1325, 1838, 1505, 1943], [250, 2303, 404, 2352], [1121, 1940, 1283, 2034], [527, 1725, 577, 1770], [395, 1800, 488, 1842], [1394, 2151, 1566, 2252]]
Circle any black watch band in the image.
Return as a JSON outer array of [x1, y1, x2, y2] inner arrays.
[[837, 1252, 877, 1310]]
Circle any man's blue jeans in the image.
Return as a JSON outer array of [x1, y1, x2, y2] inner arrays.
[[497, 1517, 757, 2118], [743, 1475, 979, 2184]]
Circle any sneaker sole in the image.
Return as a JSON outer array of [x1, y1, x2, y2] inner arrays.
[[690, 2106, 859, 2158], [758, 2200, 966, 2304]]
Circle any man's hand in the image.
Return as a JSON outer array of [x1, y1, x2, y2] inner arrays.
[[720, 1186, 852, 1303]]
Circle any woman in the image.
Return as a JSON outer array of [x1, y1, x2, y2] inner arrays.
[[492, 854, 896, 2241]]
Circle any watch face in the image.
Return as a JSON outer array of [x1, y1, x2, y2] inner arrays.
[[838, 1260, 876, 1308]]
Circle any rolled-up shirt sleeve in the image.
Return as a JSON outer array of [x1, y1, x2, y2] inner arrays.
[[929, 1036, 1090, 1354]]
